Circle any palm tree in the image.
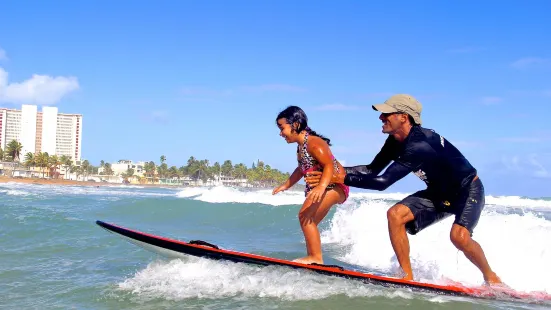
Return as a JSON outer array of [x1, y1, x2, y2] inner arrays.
[[168, 166, 179, 178], [178, 166, 187, 179], [35, 152, 48, 178], [186, 156, 196, 168], [24, 152, 35, 175], [48, 155, 61, 178], [59, 155, 72, 179], [158, 163, 168, 179], [221, 160, 233, 177], [7, 139, 23, 162], [70, 165, 82, 180], [192, 160, 210, 183], [122, 168, 134, 182], [81, 160, 90, 180], [144, 161, 156, 184], [212, 161, 221, 180]]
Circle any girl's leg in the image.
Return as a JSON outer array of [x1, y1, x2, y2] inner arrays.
[[294, 187, 346, 264]]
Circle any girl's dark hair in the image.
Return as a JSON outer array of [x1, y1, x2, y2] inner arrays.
[[276, 105, 331, 145]]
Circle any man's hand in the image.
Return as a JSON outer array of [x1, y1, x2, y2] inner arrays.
[[304, 171, 345, 188]]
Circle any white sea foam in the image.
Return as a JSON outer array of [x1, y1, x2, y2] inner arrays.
[[0, 188, 32, 196], [119, 186, 551, 300], [175, 186, 551, 211], [176, 186, 306, 206], [0, 182, 172, 198], [320, 200, 551, 294], [118, 257, 417, 302], [486, 195, 551, 210]]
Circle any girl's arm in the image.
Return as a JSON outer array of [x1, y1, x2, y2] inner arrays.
[[284, 166, 303, 189], [273, 166, 302, 195]]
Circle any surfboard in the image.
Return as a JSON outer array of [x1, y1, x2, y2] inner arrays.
[[95, 220, 551, 303]]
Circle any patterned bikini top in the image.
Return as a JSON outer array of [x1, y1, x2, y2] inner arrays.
[[297, 132, 340, 176]]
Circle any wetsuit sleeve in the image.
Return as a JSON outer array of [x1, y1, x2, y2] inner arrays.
[[343, 161, 412, 190], [343, 141, 432, 191], [344, 136, 396, 176]]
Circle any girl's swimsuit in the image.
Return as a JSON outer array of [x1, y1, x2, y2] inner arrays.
[[297, 132, 349, 202]]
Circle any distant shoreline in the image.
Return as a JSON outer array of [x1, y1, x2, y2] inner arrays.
[[0, 176, 306, 192], [0, 176, 169, 188]]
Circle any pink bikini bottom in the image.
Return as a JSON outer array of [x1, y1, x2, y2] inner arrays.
[[303, 167, 350, 203]]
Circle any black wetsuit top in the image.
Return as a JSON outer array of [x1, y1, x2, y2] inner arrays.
[[343, 126, 477, 200]]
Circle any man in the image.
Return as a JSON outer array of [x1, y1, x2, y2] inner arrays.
[[304, 94, 502, 285]]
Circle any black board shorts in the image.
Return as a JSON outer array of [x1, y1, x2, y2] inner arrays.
[[399, 178, 485, 236]]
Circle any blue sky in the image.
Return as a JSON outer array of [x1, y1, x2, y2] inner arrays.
[[0, 1, 550, 197]]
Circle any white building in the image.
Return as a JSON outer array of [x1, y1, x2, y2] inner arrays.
[[20, 105, 37, 155], [41, 106, 58, 155], [99, 160, 145, 177], [0, 105, 82, 163]]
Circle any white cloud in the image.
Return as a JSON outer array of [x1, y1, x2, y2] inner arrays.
[[0, 67, 79, 105], [498, 131, 551, 143], [528, 154, 550, 178], [510, 57, 551, 69], [0, 48, 7, 61], [500, 154, 551, 178]]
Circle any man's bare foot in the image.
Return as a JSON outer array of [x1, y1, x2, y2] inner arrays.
[[393, 269, 413, 281], [484, 272, 503, 285], [292, 256, 323, 264]]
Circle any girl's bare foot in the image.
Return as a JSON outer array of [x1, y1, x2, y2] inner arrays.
[[292, 256, 323, 265]]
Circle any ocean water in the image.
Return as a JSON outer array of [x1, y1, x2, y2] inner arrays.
[[1, 182, 550, 310]]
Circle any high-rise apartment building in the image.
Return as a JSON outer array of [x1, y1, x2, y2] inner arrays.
[[0, 105, 82, 163]]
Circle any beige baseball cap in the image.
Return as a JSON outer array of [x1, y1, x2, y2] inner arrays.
[[372, 94, 423, 125]]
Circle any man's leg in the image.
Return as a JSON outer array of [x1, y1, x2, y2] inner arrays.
[[449, 224, 501, 284], [450, 178, 502, 284], [387, 191, 451, 280], [387, 204, 414, 280]]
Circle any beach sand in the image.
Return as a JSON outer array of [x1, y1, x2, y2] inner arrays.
[[0, 176, 178, 188]]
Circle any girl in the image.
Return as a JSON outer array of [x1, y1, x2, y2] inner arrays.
[[273, 106, 349, 265]]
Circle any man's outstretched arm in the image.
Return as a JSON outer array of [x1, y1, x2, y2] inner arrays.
[[344, 144, 394, 176], [304, 137, 397, 187], [344, 162, 411, 191], [304, 155, 393, 187]]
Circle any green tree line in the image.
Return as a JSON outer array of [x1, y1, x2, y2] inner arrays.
[[1, 139, 95, 179], [1, 139, 294, 187], [100, 155, 293, 187]]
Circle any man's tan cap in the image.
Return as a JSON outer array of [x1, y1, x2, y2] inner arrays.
[[372, 94, 423, 125]]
